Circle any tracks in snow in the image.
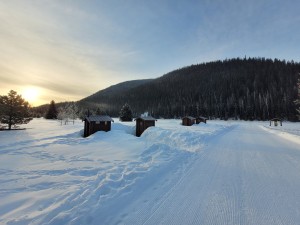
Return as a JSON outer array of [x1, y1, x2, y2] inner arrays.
[[110, 124, 300, 225]]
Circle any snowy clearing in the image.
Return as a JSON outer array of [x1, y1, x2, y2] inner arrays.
[[0, 119, 300, 225]]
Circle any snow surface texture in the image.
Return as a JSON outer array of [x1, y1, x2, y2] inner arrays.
[[0, 119, 299, 225]]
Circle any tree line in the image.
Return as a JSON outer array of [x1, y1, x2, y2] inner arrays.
[[11, 57, 299, 126], [0, 89, 134, 130]]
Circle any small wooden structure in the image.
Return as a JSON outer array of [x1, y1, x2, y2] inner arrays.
[[269, 118, 282, 126], [182, 116, 195, 126], [84, 115, 114, 137], [196, 116, 208, 124], [135, 116, 157, 137]]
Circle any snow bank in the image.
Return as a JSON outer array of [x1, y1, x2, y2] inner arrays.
[[260, 122, 300, 145], [141, 121, 233, 152]]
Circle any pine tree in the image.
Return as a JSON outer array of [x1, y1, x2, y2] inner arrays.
[[0, 90, 32, 130], [45, 100, 58, 119], [119, 103, 133, 121]]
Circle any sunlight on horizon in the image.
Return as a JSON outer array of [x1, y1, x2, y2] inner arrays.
[[21, 87, 40, 106]]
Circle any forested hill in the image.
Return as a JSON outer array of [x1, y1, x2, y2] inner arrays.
[[81, 79, 153, 102], [79, 58, 300, 121]]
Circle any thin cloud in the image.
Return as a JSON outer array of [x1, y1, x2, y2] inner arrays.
[[1, 0, 300, 105], [0, 0, 142, 104]]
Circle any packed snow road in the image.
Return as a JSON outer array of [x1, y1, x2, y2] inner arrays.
[[107, 123, 300, 225]]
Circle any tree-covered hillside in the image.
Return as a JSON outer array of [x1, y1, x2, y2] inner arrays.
[[80, 58, 300, 121], [82, 79, 153, 102]]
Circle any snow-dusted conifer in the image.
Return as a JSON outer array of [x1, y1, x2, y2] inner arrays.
[[119, 103, 133, 121], [45, 100, 58, 119]]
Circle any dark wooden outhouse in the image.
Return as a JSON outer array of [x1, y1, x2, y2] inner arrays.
[[270, 118, 282, 126], [84, 115, 114, 137], [196, 116, 208, 124], [135, 116, 157, 137], [182, 116, 195, 126]]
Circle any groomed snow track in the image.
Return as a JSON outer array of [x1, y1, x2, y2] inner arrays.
[[104, 123, 300, 225]]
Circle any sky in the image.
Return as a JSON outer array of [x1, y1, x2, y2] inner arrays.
[[0, 0, 300, 106]]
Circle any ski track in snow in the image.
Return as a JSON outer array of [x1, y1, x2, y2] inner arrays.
[[0, 119, 300, 225], [108, 123, 300, 225]]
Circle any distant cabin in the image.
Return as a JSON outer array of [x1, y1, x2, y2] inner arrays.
[[135, 116, 157, 137], [84, 115, 114, 137], [270, 118, 282, 126], [196, 116, 208, 124], [182, 116, 195, 126]]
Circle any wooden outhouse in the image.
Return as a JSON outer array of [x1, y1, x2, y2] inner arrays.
[[135, 116, 157, 137], [269, 118, 282, 126], [182, 116, 195, 126], [84, 115, 114, 137], [196, 116, 208, 124]]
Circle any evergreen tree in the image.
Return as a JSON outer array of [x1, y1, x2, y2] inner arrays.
[[295, 73, 300, 120], [0, 90, 32, 130], [95, 107, 104, 115], [45, 100, 58, 119], [119, 103, 133, 121]]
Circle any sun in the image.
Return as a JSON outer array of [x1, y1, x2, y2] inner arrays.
[[22, 87, 39, 105]]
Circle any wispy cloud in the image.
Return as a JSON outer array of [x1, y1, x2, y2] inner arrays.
[[1, 0, 300, 105], [0, 1, 141, 104]]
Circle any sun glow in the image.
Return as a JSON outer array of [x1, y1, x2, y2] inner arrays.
[[22, 87, 40, 106]]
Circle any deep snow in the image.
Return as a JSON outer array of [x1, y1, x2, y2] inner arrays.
[[0, 119, 299, 225]]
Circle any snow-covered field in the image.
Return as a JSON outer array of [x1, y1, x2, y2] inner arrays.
[[0, 119, 300, 225]]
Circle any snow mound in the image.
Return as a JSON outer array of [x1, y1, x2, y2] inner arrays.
[[141, 123, 233, 152]]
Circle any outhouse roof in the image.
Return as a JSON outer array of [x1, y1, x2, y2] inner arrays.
[[196, 116, 208, 120], [85, 115, 114, 122], [270, 118, 282, 121], [182, 116, 195, 120], [134, 116, 157, 121]]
